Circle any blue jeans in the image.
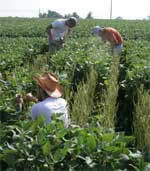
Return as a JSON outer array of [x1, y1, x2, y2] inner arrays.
[[112, 44, 123, 55]]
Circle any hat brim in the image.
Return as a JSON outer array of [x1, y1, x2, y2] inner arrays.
[[45, 87, 62, 98], [33, 73, 62, 98]]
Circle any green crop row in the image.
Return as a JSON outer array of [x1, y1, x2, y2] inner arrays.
[[0, 17, 150, 170], [0, 17, 150, 40]]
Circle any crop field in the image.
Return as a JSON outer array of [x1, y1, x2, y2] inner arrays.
[[0, 17, 150, 170]]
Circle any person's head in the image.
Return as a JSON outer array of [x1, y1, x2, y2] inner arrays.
[[33, 72, 62, 101], [66, 17, 77, 28], [36, 87, 49, 101], [91, 26, 103, 36]]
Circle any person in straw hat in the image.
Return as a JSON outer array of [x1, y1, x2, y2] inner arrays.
[[92, 26, 123, 55], [25, 72, 69, 127], [46, 17, 77, 52]]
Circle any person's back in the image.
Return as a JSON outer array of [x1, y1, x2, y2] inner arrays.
[[30, 97, 69, 126], [51, 19, 68, 41], [23, 72, 70, 127], [103, 27, 123, 45]]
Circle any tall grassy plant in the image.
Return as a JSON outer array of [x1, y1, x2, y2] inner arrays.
[[101, 55, 120, 129], [134, 85, 150, 151], [71, 69, 97, 126]]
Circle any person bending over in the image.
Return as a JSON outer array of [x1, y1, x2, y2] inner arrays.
[[47, 17, 77, 52], [92, 26, 123, 55]]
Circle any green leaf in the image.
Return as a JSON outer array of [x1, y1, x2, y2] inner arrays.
[[53, 148, 67, 162], [129, 150, 142, 159], [85, 156, 92, 165], [37, 130, 47, 145], [42, 141, 51, 156], [7, 143, 17, 151], [102, 133, 114, 142], [103, 145, 121, 153], [86, 133, 96, 152]]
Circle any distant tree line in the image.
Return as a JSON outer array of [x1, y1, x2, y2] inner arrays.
[[39, 10, 150, 20], [39, 10, 63, 18], [39, 10, 94, 19]]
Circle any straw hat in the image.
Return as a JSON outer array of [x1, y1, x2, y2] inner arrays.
[[33, 72, 62, 98]]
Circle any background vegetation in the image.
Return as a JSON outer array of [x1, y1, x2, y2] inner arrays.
[[0, 17, 150, 170]]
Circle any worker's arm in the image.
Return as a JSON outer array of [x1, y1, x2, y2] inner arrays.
[[67, 27, 72, 35], [46, 24, 53, 40], [63, 27, 72, 41], [110, 33, 119, 46], [101, 34, 107, 43], [26, 93, 38, 102]]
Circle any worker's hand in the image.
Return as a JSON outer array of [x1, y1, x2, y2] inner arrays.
[[16, 94, 24, 104], [46, 24, 52, 34], [51, 40, 57, 46], [25, 93, 38, 102], [16, 94, 24, 112]]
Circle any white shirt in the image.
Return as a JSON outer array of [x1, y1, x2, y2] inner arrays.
[[51, 19, 69, 41], [30, 97, 69, 127]]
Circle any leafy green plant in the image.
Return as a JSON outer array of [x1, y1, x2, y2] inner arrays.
[[134, 85, 150, 151], [0, 116, 146, 171], [71, 68, 97, 126], [99, 55, 120, 129], [0, 17, 150, 171]]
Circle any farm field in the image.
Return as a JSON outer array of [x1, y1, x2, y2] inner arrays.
[[0, 17, 150, 170]]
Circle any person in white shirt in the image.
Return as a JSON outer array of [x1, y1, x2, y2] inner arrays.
[[46, 17, 77, 52], [25, 72, 69, 127]]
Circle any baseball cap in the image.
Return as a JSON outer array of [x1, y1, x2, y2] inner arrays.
[[92, 26, 103, 35], [68, 17, 77, 27]]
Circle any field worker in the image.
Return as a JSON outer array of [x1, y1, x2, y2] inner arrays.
[[46, 17, 77, 52], [92, 26, 123, 55], [25, 72, 69, 127]]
